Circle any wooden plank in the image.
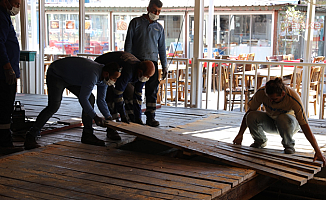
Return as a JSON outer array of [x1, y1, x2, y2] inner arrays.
[[104, 121, 322, 186], [54, 141, 255, 184], [0, 164, 171, 200], [33, 147, 226, 198], [0, 177, 102, 200], [43, 143, 243, 189], [0, 149, 219, 200], [216, 174, 277, 200]]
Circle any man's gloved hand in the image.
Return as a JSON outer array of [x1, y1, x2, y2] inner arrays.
[[4, 68, 16, 85], [105, 116, 113, 121], [161, 67, 168, 80], [94, 115, 106, 127], [120, 112, 130, 124]]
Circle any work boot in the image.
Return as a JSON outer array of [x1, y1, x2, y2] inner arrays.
[[146, 118, 160, 127], [0, 129, 24, 154], [106, 128, 121, 141], [24, 132, 41, 150], [134, 118, 144, 125], [284, 147, 295, 154], [250, 141, 267, 149], [81, 129, 105, 146]]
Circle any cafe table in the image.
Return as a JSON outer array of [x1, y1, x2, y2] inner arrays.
[[234, 67, 294, 89]]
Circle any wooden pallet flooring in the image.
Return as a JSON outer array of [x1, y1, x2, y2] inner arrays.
[[0, 141, 259, 200]]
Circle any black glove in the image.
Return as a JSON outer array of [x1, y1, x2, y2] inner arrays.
[[106, 116, 113, 121], [4, 68, 16, 85], [120, 112, 130, 124], [161, 67, 168, 80], [94, 115, 106, 127]]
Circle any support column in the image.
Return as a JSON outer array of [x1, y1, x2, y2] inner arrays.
[[302, 0, 315, 113], [192, 0, 204, 108]]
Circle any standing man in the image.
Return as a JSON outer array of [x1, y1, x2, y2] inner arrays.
[[233, 78, 326, 166], [24, 57, 121, 150], [124, 0, 167, 127], [0, 0, 22, 154], [95, 51, 155, 140]]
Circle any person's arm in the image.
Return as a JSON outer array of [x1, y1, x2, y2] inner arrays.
[[124, 19, 135, 53], [96, 83, 111, 119], [233, 109, 254, 145], [300, 124, 326, 166], [158, 27, 168, 80]]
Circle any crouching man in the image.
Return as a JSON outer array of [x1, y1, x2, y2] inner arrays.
[[233, 78, 325, 166]]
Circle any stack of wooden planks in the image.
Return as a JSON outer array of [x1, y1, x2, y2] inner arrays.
[[105, 121, 324, 186]]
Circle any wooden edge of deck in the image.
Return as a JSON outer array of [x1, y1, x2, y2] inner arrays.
[[215, 174, 277, 200]]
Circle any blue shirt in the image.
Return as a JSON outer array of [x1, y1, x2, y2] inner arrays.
[[48, 57, 110, 119], [124, 14, 167, 69], [0, 6, 20, 79]]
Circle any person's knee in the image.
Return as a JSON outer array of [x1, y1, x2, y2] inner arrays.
[[275, 114, 295, 130]]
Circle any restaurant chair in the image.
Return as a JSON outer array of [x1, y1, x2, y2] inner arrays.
[[322, 93, 326, 119], [222, 65, 254, 111], [313, 56, 325, 63]]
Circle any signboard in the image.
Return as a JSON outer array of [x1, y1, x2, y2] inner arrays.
[[49, 20, 60, 32], [65, 20, 75, 32], [85, 20, 92, 33]]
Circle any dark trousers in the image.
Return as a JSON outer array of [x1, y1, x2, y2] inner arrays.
[[0, 79, 16, 125], [106, 83, 135, 121], [0, 79, 17, 146], [29, 71, 95, 137], [144, 61, 159, 119]]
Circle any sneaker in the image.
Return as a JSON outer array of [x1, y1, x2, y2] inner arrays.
[[24, 133, 41, 150], [250, 141, 267, 149], [284, 147, 295, 154], [134, 118, 144, 125], [146, 118, 160, 127], [81, 132, 105, 146], [106, 129, 121, 141]]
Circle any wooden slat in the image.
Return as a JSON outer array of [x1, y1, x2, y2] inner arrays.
[[0, 141, 256, 199], [105, 121, 323, 186]]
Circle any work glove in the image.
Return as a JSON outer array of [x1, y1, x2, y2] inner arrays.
[[106, 115, 113, 121], [4, 68, 16, 85], [120, 112, 130, 124], [161, 67, 168, 80], [94, 115, 106, 127]]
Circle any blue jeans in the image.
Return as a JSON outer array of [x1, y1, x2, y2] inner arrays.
[[29, 69, 95, 137], [246, 111, 300, 148]]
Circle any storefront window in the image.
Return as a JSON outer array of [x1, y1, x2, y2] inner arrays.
[[312, 16, 325, 57]]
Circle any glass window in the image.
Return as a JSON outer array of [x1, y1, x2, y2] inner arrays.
[[251, 15, 272, 47]]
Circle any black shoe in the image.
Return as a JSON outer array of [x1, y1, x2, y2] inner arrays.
[[24, 133, 41, 150], [250, 141, 267, 149], [134, 118, 144, 125], [81, 132, 105, 146], [284, 147, 295, 154], [106, 129, 121, 141], [146, 118, 160, 127], [0, 146, 24, 155]]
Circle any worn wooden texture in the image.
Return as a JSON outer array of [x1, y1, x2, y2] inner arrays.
[[105, 121, 323, 186], [0, 141, 257, 200]]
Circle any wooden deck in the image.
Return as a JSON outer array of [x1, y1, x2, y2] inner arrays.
[[0, 141, 261, 200], [0, 93, 325, 199]]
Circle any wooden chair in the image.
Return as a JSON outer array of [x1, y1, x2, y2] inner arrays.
[[222, 65, 253, 111], [313, 56, 325, 63], [309, 66, 322, 115], [322, 93, 326, 119]]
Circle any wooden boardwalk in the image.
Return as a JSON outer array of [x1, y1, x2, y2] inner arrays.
[[0, 141, 260, 200], [0, 93, 325, 199]]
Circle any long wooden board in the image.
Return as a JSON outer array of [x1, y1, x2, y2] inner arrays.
[[105, 121, 324, 186], [0, 141, 257, 200]]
